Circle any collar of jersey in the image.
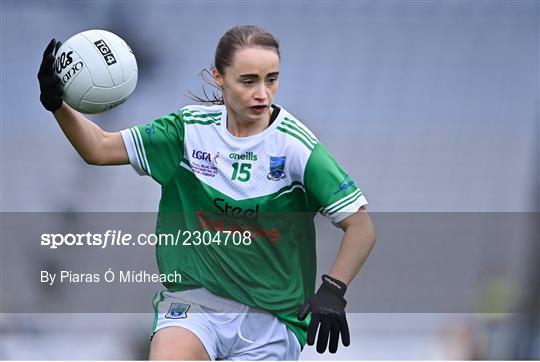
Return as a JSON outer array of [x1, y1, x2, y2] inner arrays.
[[219, 104, 283, 144]]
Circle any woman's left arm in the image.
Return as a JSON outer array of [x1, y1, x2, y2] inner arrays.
[[329, 206, 376, 285], [297, 206, 376, 353]]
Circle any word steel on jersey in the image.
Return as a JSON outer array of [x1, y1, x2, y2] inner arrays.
[[213, 198, 260, 221]]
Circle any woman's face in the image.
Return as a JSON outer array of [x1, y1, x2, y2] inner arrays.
[[214, 46, 280, 125]]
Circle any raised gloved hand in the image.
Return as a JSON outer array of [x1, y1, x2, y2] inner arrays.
[[37, 39, 63, 112], [297, 274, 350, 353]]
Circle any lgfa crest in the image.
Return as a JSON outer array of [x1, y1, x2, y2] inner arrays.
[[267, 156, 286, 181], [165, 302, 190, 319]]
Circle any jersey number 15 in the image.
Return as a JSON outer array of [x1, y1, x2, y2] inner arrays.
[[231, 162, 251, 182]]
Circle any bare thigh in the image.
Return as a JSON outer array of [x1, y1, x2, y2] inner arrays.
[[149, 326, 210, 360]]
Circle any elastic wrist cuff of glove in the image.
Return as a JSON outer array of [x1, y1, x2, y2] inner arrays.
[[321, 274, 347, 298]]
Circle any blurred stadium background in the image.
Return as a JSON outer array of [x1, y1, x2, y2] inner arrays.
[[1, 0, 538, 360]]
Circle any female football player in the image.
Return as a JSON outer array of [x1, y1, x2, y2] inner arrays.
[[38, 25, 376, 360]]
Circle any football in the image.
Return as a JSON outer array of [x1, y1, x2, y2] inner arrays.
[[54, 29, 137, 114]]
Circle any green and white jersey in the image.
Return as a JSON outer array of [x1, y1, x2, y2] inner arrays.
[[120, 104, 367, 347]]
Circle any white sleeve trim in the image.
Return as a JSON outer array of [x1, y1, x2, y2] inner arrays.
[[322, 193, 369, 227], [120, 128, 148, 176]]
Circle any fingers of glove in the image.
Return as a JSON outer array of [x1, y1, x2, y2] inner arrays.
[[50, 84, 63, 98], [339, 314, 350, 347], [306, 313, 320, 346], [39, 77, 62, 94], [38, 54, 55, 80], [38, 55, 54, 77], [52, 74, 62, 90], [39, 75, 59, 88], [43, 39, 57, 59], [328, 319, 340, 353], [54, 41, 62, 56], [316, 317, 330, 354], [297, 301, 311, 321]]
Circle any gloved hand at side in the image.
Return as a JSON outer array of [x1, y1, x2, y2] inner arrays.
[[297, 274, 350, 353]]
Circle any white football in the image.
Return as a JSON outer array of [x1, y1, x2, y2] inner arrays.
[[54, 29, 137, 114]]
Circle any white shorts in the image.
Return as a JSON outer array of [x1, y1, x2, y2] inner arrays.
[[151, 288, 301, 360]]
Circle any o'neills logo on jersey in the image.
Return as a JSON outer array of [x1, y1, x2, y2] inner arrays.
[[229, 152, 257, 161]]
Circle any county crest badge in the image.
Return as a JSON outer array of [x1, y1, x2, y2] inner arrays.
[[165, 302, 190, 319], [267, 156, 286, 181]]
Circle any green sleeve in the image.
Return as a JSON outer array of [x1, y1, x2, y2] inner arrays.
[[121, 112, 185, 185], [304, 143, 368, 225]]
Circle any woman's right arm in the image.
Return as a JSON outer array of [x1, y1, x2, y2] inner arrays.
[[53, 102, 128, 166], [39, 39, 128, 166]]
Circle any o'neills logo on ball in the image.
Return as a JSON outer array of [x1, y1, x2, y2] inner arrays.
[[54, 51, 74, 74], [59, 61, 84, 87], [93, 39, 117, 66]]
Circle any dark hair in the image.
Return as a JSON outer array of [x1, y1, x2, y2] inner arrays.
[[188, 25, 280, 105]]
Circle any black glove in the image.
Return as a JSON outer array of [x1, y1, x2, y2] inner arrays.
[[297, 274, 350, 353], [37, 39, 63, 112]]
